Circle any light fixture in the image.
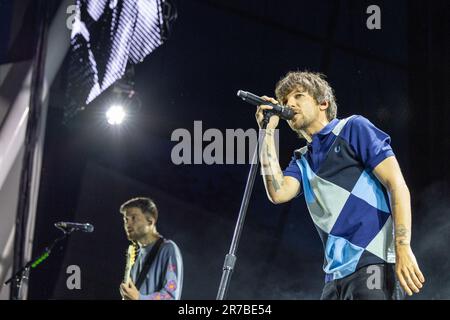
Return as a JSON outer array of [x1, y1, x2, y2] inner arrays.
[[106, 105, 126, 125]]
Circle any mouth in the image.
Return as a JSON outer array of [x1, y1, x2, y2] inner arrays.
[[290, 113, 301, 121]]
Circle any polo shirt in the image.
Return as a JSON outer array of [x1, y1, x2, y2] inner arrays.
[[283, 115, 396, 282]]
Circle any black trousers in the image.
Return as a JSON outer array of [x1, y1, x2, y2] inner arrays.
[[320, 264, 405, 300]]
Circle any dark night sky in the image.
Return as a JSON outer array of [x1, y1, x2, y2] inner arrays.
[[26, 0, 450, 299]]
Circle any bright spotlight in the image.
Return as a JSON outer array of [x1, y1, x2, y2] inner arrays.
[[106, 105, 126, 125]]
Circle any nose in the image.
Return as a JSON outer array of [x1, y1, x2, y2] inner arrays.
[[287, 104, 297, 111], [288, 104, 300, 114], [286, 98, 297, 110]]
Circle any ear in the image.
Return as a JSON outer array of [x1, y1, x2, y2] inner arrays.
[[319, 100, 329, 111], [145, 215, 154, 226]]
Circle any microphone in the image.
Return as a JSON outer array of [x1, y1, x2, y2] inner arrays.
[[237, 90, 295, 120], [54, 222, 94, 233]]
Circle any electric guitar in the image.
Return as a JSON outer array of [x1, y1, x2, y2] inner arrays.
[[123, 242, 138, 285]]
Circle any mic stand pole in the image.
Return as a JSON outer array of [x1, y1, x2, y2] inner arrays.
[[5, 228, 74, 300], [216, 111, 273, 300]]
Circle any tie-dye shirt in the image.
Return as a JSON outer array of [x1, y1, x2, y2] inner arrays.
[[131, 238, 183, 299]]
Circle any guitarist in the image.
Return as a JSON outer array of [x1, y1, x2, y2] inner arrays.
[[119, 197, 183, 300]]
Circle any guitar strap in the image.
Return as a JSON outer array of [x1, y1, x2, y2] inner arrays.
[[135, 237, 164, 290]]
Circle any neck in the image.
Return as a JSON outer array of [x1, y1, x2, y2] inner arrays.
[[300, 117, 330, 143], [137, 231, 160, 248]]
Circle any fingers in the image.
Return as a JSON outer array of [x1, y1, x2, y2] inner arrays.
[[120, 284, 133, 300], [396, 270, 413, 296], [397, 267, 423, 296], [402, 269, 420, 294], [255, 105, 272, 123], [413, 264, 425, 283], [120, 284, 127, 299], [395, 248, 425, 297], [255, 96, 280, 129], [120, 283, 131, 294], [409, 267, 423, 290], [259, 96, 276, 111], [261, 96, 279, 104]]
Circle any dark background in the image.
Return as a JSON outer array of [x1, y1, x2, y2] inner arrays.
[[19, 0, 450, 299]]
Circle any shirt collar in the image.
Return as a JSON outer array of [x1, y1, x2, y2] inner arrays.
[[314, 118, 340, 137], [294, 118, 340, 158]]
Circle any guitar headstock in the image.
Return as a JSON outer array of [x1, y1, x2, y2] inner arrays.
[[123, 242, 138, 284], [126, 243, 137, 265]]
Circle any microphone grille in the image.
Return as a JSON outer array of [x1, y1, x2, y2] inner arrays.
[[86, 223, 94, 232]]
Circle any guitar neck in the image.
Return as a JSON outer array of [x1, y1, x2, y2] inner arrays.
[[123, 258, 132, 284]]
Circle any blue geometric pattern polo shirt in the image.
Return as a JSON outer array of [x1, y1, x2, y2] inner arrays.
[[283, 115, 396, 282]]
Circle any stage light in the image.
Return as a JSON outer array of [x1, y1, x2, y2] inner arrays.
[[106, 105, 126, 125]]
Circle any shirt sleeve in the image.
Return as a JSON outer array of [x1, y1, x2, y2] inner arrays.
[[348, 115, 395, 171], [139, 242, 183, 300], [283, 154, 302, 184]]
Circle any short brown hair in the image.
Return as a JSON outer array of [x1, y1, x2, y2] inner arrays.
[[275, 71, 337, 121], [120, 197, 158, 222]]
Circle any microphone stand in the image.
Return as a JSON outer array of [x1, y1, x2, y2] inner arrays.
[[4, 228, 74, 300], [216, 111, 273, 300]]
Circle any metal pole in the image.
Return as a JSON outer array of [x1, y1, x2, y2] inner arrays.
[[216, 113, 271, 300], [10, 0, 50, 300]]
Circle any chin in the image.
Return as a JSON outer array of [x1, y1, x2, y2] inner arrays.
[[289, 121, 304, 132]]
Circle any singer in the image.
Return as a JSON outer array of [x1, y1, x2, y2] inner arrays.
[[256, 71, 425, 299], [119, 197, 183, 300]]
